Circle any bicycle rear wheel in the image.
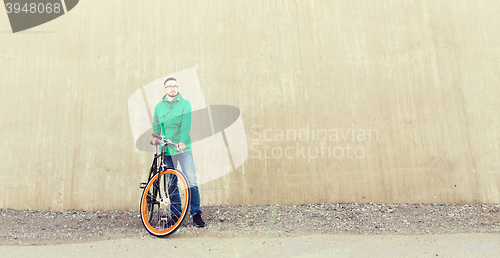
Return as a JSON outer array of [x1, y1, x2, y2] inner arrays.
[[140, 169, 190, 237]]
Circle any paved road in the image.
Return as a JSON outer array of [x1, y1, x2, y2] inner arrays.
[[2, 233, 500, 258]]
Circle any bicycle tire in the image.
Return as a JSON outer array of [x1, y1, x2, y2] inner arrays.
[[140, 168, 190, 237]]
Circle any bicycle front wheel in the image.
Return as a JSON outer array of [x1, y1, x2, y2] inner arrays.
[[140, 169, 190, 237]]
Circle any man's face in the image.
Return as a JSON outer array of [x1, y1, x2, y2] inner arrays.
[[164, 80, 179, 98]]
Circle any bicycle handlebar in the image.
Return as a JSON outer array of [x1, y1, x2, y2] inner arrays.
[[150, 133, 184, 153], [152, 133, 163, 139]]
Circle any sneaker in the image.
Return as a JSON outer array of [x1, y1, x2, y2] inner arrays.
[[192, 213, 205, 228]]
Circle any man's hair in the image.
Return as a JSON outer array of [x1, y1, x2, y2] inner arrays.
[[164, 77, 177, 85]]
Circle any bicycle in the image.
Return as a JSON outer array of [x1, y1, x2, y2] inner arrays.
[[139, 133, 191, 237]]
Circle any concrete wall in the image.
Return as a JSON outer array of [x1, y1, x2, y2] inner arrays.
[[0, 0, 499, 211]]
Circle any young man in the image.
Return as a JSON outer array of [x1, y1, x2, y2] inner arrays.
[[152, 77, 205, 227]]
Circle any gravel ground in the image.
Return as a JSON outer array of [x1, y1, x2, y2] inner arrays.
[[2, 203, 500, 246]]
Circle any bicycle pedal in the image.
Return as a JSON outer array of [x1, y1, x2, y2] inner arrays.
[[139, 182, 147, 189], [160, 216, 169, 227]]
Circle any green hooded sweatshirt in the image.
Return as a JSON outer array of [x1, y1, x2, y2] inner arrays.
[[152, 93, 192, 156]]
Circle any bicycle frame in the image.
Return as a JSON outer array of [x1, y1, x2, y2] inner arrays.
[[141, 135, 180, 188]]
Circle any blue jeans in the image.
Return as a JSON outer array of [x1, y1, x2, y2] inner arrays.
[[164, 151, 201, 216]]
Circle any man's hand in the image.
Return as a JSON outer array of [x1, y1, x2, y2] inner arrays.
[[150, 138, 160, 145], [178, 142, 186, 151]]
